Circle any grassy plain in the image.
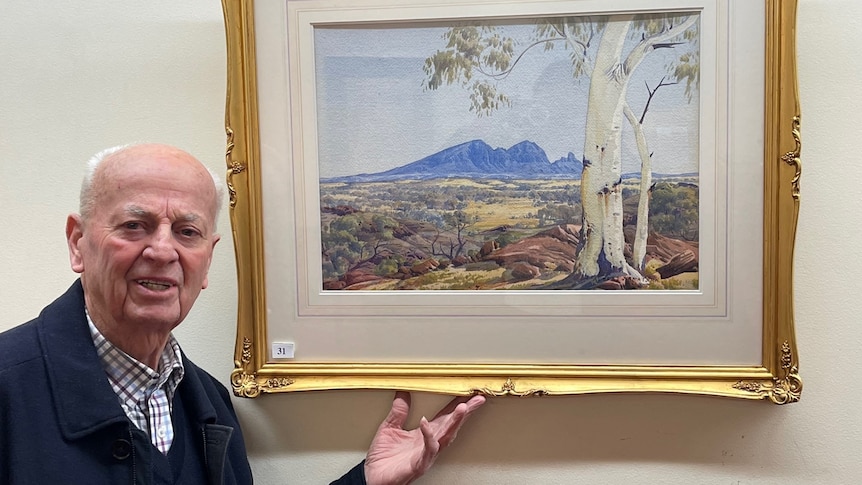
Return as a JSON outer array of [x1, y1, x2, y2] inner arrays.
[[319, 176, 700, 290]]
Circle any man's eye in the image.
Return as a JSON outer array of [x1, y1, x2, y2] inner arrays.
[[124, 222, 142, 230], [179, 228, 200, 238]]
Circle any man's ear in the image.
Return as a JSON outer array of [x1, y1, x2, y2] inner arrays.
[[201, 233, 221, 290], [66, 214, 86, 274]]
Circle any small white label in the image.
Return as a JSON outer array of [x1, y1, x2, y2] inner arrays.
[[272, 342, 295, 359]]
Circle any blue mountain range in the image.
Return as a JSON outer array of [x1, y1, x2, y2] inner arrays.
[[321, 139, 584, 183]]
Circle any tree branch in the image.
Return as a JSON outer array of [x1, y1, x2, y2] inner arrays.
[[639, 76, 678, 124], [476, 37, 567, 80], [623, 15, 698, 78]]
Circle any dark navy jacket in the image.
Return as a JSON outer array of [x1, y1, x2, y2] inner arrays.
[[0, 281, 366, 484], [0, 280, 254, 484]]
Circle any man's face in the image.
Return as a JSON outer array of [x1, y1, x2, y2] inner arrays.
[[66, 145, 220, 336]]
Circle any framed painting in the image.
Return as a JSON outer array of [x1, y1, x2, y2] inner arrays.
[[222, 0, 802, 403]]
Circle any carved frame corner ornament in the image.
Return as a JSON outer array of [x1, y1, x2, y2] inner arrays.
[[732, 341, 803, 404], [231, 370, 297, 398], [230, 368, 262, 398], [231, 337, 297, 397], [474, 378, 549, 397], [231, 336, 258, 397]]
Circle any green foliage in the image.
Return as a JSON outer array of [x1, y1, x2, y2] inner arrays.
[[396, 265, 504, 290], [423, 13, 700, 117], [673, 52, 700, 101], [662, 277, 685, 290], [329, 214, 361, 234], [423, 26, 514, 116], [632, 12, 700, 101], [374, 257, 400, 277], [534, 17, 600, 79], [495, 231, 520, 248], [482, 31, 516, 71], [536, 203, 581, 226], [464, 261, 500, 271], [370, 214, 397, 239], [649, 183, 699, 241], [468, 81, 509, 116], [646, 275, 696, 290], [642, 263, 659, 280], [443, 210, 476, 229], [647, 280, 665, 290], [321, 212, 399, 279]]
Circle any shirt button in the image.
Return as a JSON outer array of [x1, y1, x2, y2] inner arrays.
[[157, 427, 167, 438]]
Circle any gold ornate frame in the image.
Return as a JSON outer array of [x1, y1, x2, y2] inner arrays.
[[222, 0, 801, 403]]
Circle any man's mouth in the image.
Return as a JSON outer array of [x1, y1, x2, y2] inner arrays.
[[137, 280, 173, 291]]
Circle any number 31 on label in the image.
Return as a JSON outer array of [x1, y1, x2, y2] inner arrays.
[[272, 342, 295, 359]]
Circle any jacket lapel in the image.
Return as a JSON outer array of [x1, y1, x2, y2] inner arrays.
[[178, 353, 230, 484], [37, 280, 129, 441]]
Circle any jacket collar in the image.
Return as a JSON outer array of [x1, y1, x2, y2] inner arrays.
[[175, 346, 218, 425], [39, 280, 218, 440], [39, 280, 129, 440]]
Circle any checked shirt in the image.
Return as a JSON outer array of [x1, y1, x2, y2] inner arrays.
[[87, 311, 184, 455]]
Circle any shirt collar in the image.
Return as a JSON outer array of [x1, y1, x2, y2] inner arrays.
[[85, 309, 185, 412]]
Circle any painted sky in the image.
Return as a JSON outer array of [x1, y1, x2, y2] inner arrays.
[[312, 16, 700, 178]]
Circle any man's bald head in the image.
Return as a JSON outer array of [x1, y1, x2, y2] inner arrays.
[[79, 143, 225, 226]]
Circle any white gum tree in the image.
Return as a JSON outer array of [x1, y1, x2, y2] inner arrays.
[[424, 13, 699, 288], [624, 75, 687, 271]]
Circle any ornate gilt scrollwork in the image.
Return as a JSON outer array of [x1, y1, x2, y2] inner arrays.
[[771, 341, 803, 404], [240, 336, 252, 364], [732, 341, 802, 404], [474, 378, 548, 397], [232, 336, 258, 397], [780, 115, 802, 200], [231, 368, 262, 398], [768, 368, 802, 405], [230, 371, 297, 397], [224, 126, 247, 208], [731, 380, 762, 394], [226, 162, 246, 208], [231, 336, 296, 397], [263, 377, 296, 390]]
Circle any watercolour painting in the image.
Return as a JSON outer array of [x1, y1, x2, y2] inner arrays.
[[223, 0, 802, 402], [317, 14, 701, 292]]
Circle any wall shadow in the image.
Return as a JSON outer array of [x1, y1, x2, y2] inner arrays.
[[235, 388, 803, 476]]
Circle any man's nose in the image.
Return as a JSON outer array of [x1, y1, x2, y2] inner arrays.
[[142, 224, 179, 262]]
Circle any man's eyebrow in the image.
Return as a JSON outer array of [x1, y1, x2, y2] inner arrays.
[[124, 205, 149, 217], [122, 205, 202, 223], [176, 213, 201, 223]]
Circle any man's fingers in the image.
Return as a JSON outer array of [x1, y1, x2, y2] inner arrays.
[[462, 395, 486, 415], [430, 396, 467, 420], [434, 402, 468, 447], [417, 416, 439, 470], [431, 393, 485, 420], [380, 391, 412, 429], [395, 390, 412, 404]]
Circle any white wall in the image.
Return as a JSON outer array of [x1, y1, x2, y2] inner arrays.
[[1, 1, 858, 483]]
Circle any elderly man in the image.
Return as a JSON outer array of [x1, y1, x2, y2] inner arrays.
[[0, 143, 484, 484]]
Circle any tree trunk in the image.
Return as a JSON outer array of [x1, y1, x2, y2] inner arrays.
[[575, 15, 697, 285], [623, 104, 652, 270], [577, 17, 644, 282]]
